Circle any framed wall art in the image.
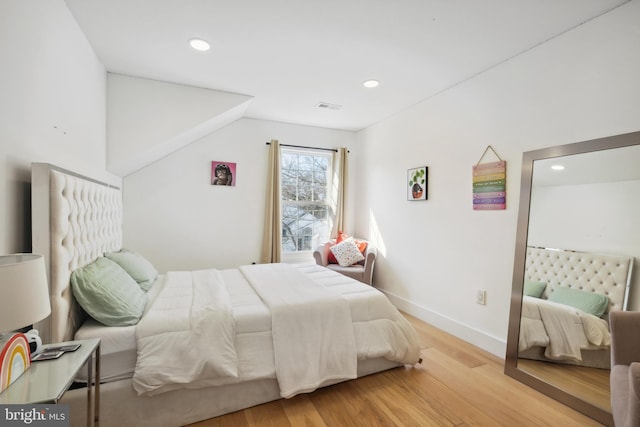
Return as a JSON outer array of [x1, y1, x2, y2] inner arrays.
[[407, 166, 428, 201], [211, 161, 236, 186]]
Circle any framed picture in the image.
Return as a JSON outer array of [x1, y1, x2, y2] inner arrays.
[[408, 167, 428, 201], [211, 161, 236, 186]]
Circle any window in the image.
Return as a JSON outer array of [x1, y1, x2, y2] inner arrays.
[[281, 148, 332, 253]]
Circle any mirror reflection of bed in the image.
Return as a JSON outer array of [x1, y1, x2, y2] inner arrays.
[[517, 246, 634, 413], [519, 246, 633, 367], [505, 134, 640, 426]]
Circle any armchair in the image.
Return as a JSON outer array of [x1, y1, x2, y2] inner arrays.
[[609, 310, 640, 427], [313, 240, 377, 285]]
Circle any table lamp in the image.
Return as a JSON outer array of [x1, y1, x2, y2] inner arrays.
[[0, 254, 51, 393]]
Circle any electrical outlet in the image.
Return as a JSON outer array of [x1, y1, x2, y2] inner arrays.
[[476, 290, 486, 305]]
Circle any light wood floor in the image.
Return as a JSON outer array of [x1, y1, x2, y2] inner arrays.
[[517, 358, 610, 412], [188, 314, 605, 427]]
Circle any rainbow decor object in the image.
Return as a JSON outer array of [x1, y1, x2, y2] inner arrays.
[[473, 160, 507, 210], [473, 145, 506, 211], [0, 333, 31, 393]]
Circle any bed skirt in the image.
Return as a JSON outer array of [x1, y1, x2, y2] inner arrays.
[[62, 357, 402, 427], [518, 346, 610, 369]]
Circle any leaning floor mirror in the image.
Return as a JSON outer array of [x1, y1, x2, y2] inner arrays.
[[505, 131, 640, 426]]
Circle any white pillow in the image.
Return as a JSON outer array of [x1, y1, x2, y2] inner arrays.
[[330, 238, 365, 266]]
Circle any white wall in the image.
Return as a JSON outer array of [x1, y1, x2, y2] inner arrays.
[[123, 118, 357, 272], [354, 1, 640, 356], [0, 0, 117, 254]]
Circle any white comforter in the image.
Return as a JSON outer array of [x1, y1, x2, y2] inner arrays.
[[133, 270, 238, 395], [133, 263, 421, 397], [240, 263, 357, 398], [519, 295, 610, 361]]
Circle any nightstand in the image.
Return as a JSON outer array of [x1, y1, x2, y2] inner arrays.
[[0, 337, 100, 427]]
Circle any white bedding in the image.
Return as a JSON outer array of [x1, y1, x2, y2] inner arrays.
[[76, 270, 277, 384], [240, 263, 358, 398], [519, 295, 610, 361], [74, 274, 165, 382], [298, 263, 421, 363], [133, 269, 239, 395], [74, 319, 137, 382], [125, 263, 420, 398], [75, 263, 420, 399]]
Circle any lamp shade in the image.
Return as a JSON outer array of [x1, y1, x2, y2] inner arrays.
[[0, 254, 50, 333]]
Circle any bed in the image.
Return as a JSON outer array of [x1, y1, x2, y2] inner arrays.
[[518, 246, 634, 369], [30, 163, 422, 427]]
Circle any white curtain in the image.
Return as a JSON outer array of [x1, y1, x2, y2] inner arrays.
[[331, 147, 349, 238], [260, 140, 282, 263]]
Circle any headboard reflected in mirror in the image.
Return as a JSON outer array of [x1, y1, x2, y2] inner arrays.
[[31, 163, 123, 344], [525, 246, 633, 312], [519, 245, 633, 369]]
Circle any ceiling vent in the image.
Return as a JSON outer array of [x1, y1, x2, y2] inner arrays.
[[316, 102, 342, 110]]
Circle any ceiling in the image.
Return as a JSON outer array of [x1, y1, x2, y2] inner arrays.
[[64, 0, 628, 132]]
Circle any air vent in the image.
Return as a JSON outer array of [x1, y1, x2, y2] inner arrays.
[[316, 102, 342, 110]]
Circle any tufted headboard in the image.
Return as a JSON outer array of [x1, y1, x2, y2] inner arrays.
[[32, 163, 123, 344], [524, 246, 634, 314]]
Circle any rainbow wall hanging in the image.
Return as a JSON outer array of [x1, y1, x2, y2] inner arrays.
[[0, 333, 31, 393], [473, 146, 506, 211]]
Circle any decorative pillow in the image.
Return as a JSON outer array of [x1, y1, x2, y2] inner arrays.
[[330, 238, 365, 267], [354, 239, 368, 255], [71, 257, 148, 326], [328, 232, 367, 264], [328, 231, 349, 264], [105, 248, 158, 291], [524, 280, 547, 298], [547, 286, 609, 317]]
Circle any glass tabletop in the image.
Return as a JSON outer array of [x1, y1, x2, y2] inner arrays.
[[0, 338, 100, 404]]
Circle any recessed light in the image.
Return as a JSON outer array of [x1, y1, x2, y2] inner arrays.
[[363, 79, 380, 88], [551, 164, 565, 171], [316, 102, 342, 110], [189, 38, 210, 51]]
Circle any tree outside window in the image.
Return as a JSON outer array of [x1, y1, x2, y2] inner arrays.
[[281, 149, 332, 252]]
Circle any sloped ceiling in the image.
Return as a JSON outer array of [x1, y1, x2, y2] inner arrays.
[[67, 0, 629, 132], [107, 73, 252, 176]]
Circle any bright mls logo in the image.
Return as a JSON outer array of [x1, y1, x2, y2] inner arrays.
[[0, 405, 68, 426]]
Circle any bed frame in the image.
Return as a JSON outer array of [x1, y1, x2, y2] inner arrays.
[[519, 246, 634, 368], [32, 163, 122, 345], [31, 163, 401, 427]]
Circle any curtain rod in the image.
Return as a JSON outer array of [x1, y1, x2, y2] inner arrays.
[[265, 142, 340, 153]]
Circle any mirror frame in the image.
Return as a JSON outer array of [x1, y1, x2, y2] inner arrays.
[[505, 130, 640, 426]]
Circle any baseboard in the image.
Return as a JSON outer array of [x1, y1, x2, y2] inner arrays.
[[382, 290, 507, 359]]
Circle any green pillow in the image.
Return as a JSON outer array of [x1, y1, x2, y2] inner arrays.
[[71, 257, 148, 326], [547, 286, 609, 317], [105, 249, 157, 291], [524, 280, 547, 298]]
